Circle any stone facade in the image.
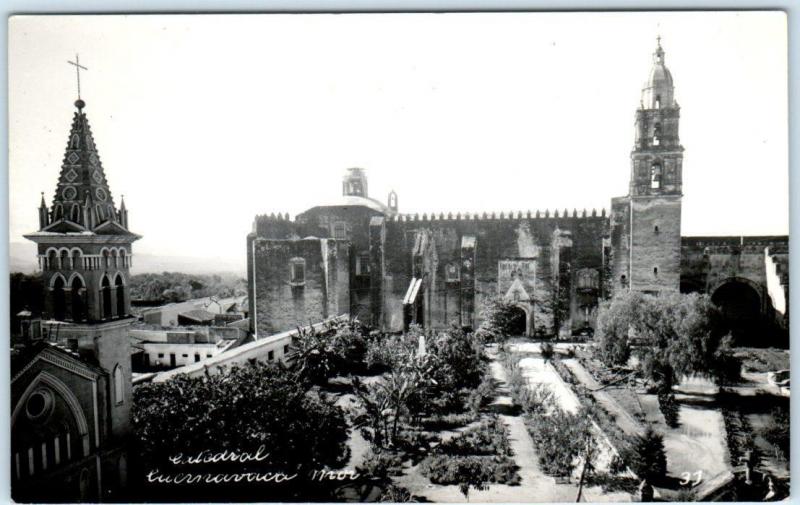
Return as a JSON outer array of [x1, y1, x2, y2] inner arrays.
[[247, 39, 789, 343]]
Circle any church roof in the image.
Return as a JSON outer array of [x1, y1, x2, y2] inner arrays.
[[42, 99, 133, 235], [303, 195, 393, 215]]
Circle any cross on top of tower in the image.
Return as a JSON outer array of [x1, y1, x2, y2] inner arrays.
[[67, 54, 88, 107]]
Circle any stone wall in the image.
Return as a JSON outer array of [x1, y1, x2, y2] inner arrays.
[[249, 236, 349, 337]]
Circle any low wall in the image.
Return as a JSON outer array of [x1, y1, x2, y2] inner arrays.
[[151, 315, 346, 383]]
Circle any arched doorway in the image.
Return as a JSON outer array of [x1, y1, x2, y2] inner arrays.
[[711, 279, 762, 344], [508, 306, 527, 336]]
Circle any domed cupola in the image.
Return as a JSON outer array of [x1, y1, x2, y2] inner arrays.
[[641, 36, 675, 110]]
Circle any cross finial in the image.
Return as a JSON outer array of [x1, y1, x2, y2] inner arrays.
[[657, 34, 662, 47], [67, 54, 88, 100]]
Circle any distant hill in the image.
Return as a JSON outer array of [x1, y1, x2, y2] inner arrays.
[[9, 242, 245, 276]]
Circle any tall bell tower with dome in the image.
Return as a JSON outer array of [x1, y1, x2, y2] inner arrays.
[[611, 37, 683, 294]]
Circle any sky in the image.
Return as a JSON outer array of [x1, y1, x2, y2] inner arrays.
[[8, 12, 788, 270]]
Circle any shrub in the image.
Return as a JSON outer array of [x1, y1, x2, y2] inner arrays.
[[419, 454, 519, 486], [621, 427, 668, 482], [378, 484, 413, 502], [466, 370, 495, 414], [540, 341, 555, 364], [761, 407, 789, 459], [438, 417, 512, 457], [658, 392, 680, 428], [476, 296, 523, 342], [358, 450, 406, 479]]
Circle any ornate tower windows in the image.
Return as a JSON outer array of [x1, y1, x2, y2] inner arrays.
[[70, 275, 86, 322], [653, 123, 661, 146], [52, 276, 66, 321], [650, 163, 662, 189], [101, 275, 112, 319], [115, 274, 125, 316]]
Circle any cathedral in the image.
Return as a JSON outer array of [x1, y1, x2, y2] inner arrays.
[[14, 95, 138, 501], [247, 39, 789, 343]]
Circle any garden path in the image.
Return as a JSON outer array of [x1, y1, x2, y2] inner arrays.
[[563, 360, 644, 437], [395, 348, 632, 502]]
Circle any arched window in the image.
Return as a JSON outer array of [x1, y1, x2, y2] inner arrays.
[[47, 250, 58, 270], [60, 249, 70, 269], [102, 249, 110, 269], [97, 205, 105, 222], [52, 276, 66, 321], [654, 225, 660, 234], [115, 275, 125, 317], [72, 250, 82, 270], [101, 276, 112, 319], [113, 365, 124, 405], [655, 96, 661, 109], [119, 249, 127, 268], [70, 204, 80, 223], [54, 204, 63, 221], [650, 163, 662, 189], [653, 267, 659, 278], [70, 134, 80, 150], [620, 274, 628, 288], [111, 250, 118, 268], [653, 123, 661, 146], [71, 276, 86, 322]]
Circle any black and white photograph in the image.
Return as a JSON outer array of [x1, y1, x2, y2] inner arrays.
[[7, 11, 790, 503]]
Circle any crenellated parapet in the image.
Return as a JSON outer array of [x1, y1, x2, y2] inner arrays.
[[387, 208, 608, 222]]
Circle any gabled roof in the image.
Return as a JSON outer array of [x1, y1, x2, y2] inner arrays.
[[11, 340, 105, 383]]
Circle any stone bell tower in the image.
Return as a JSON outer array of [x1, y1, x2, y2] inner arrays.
[[611, 37, 683, 294], [24, 93, 140, 438]]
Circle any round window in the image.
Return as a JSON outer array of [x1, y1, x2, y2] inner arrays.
[[63, 186, 77, 200], [96, 188, 107, 202], [25, 389, 54, 421]]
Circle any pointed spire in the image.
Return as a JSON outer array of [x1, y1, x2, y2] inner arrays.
[[47, 97, 129, 232], [39, 192, 46, 208]]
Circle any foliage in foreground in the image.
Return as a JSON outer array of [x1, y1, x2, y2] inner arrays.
[[351, 325, 486, 448], [132, 361, 349, 474], [420, 416, 520, 499]]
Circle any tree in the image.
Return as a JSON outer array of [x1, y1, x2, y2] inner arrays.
[[476, 296, 521, 342], [623, 427, 668, 482], [132, 361, 349, 474], [596, 291, 739, 388]]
